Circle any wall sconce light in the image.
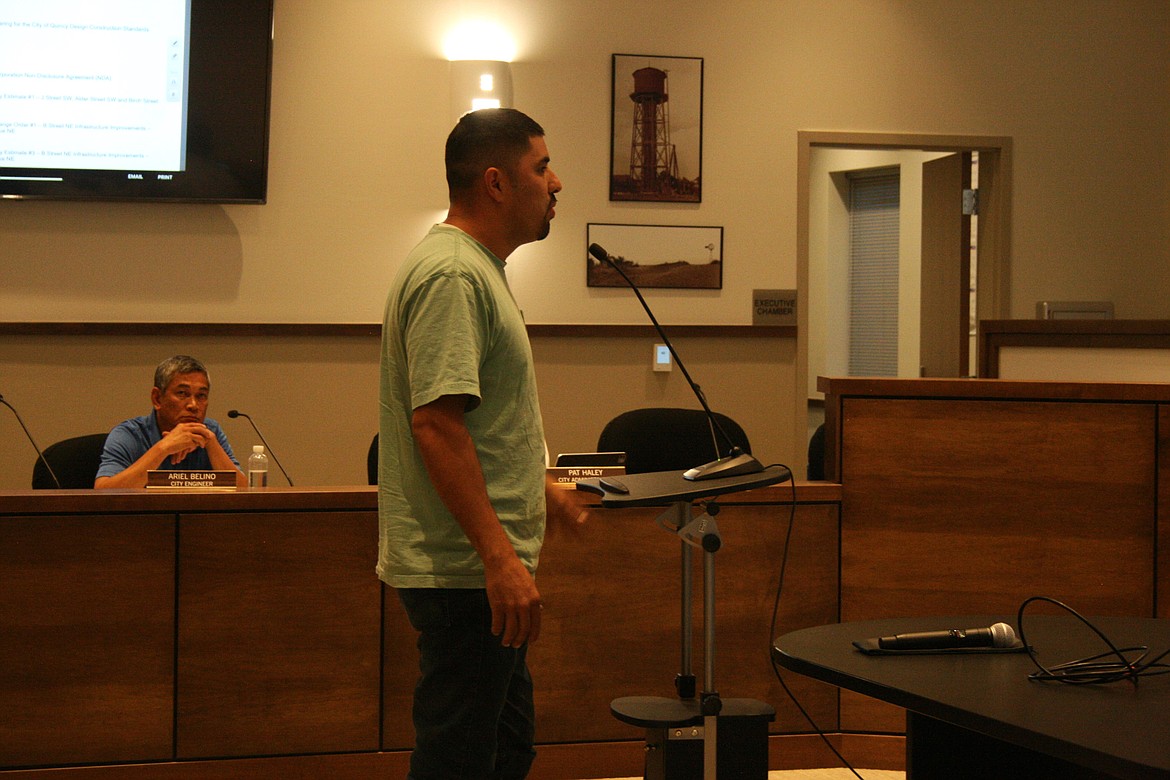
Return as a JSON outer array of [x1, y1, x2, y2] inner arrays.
[[449, 59, 513, 124]]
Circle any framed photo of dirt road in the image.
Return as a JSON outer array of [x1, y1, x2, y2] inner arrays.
[[586, 223, 723, 290]]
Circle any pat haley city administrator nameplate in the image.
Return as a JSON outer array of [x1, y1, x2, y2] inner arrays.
[[146, 470, 238, 489]]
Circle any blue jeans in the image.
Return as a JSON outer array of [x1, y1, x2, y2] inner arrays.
[[397, 588, 536, 780]]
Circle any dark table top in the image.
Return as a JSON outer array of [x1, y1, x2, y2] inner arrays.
[[575, 465, 791, 508], [773, 615, 1170, 780]]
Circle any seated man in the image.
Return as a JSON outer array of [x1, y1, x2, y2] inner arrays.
[[95, 355, 246, 488]]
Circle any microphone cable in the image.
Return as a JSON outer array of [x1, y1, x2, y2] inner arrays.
[[588, 243, 739, 459], [765, 464, 867, 780], [1017, 596, 1170, 685]]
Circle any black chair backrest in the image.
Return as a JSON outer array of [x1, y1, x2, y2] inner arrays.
[[368, 433, 379, 486], [32, 433, 109, 489], [807, 423, 826, 480], [596, 408, 751, 475]]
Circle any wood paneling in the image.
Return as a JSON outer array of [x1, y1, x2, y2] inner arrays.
[[384, 498, 842, 747], [381, 585, 416, 751], [0, 486, 380, 516], [708, 502, 840, 734], [819, 378, 1165, 734], [0, 514, 174, 767], [840, 398, 1155, 621], [0, 753, 409, 779], [176, 511, 381, 758], [8, 391, 1167, 777], [1, 485, 846, 775], [1160, 405, 1170, 620]]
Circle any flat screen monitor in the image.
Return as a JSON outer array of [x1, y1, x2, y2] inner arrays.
[[0, 0, 273, 203]]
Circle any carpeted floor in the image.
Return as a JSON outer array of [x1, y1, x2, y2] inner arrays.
[[770, 771, 903, 780], [772, 772, 902, 780], [605, 771, 903, 780]]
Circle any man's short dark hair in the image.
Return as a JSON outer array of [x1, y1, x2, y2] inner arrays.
[[154, 355, 209, 392], [445, 108, 545, 196]]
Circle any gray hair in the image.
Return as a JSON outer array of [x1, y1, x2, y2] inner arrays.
[[153, 355, 209, 392]]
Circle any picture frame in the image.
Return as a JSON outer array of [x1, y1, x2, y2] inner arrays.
[[609, 54, 703, 203], [587, 223, 723, 290]]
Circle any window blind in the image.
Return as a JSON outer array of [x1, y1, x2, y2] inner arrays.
[[847, 169, 900, 376]]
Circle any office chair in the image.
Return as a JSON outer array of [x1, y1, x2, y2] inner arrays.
[[31, 433, 109, 489], [367, 433, 378, 486], [596, 407, 751, 475], [807, 423, 826, 480]]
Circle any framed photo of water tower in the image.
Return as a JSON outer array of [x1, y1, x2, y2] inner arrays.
[[587, 223, 723, 290], [610, 54, 703, 203]]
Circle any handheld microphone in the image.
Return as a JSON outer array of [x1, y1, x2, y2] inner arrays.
[[587, 242, 765, 481], [877, 622, 1016, 651], [1, 392, 62, 489], [226, 410, 294, 486]]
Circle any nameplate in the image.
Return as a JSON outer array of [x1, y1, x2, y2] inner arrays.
[[547, 466, 627, 489], [146, 470, 238, 490], [555, 451, 627, 468]]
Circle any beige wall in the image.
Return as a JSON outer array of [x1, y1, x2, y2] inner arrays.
[[0, 334, 382, 488], [0, 331, 791, 489], [1, 0, 1168, 486]]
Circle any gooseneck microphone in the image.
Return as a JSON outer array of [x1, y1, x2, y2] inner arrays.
[[226, 410, 294, 486], [1, 392, 62, 489], [877, 622, 1016, 651], [588, 242, 764, 481]]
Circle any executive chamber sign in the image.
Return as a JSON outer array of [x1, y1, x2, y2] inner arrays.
[[752, 289, 797, 326]]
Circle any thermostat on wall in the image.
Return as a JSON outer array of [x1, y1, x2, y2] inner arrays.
[[653, 343, 672, 372]]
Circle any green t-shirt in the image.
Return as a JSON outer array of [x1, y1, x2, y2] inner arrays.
[[377, 224, 546, 588]]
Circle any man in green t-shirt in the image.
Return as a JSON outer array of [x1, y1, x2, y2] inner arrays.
[[378, 108, 581, 779]]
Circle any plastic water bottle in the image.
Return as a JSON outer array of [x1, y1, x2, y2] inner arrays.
[[248, 445, 268, 488]]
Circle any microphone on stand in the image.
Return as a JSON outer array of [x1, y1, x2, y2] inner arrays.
[[1, 392, 62, 488], [226, 409, 295, 486], [588, 242, 765, 481]]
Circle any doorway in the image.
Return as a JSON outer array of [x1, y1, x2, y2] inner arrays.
[[795, 132, 1013, 469]]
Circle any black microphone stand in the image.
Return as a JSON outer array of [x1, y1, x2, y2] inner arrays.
[[588, 243, 764, 481], [227, 410, 294, 486], [1, 393, 61, 488]]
